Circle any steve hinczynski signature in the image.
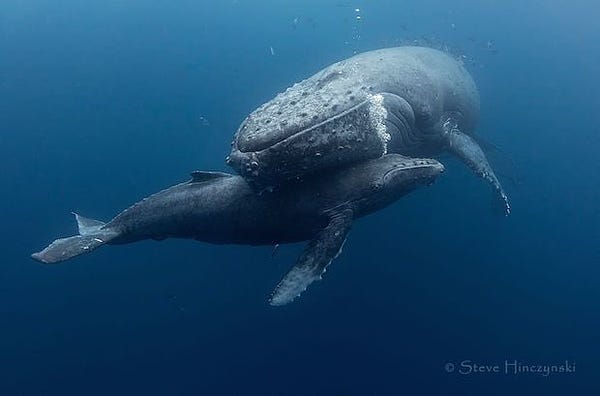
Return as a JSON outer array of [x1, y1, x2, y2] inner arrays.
[[444, 360, 576, 377]]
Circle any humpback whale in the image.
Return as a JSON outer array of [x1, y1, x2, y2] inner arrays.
[[228, 46, 510, 215], [32, 155, 443, 305]]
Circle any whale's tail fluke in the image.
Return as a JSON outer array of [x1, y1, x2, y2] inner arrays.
[[31, 213, 119, 264]]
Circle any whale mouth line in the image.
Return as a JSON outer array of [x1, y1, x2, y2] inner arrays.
[[382, 161, 444, 181], [238, 99, 370, 153]]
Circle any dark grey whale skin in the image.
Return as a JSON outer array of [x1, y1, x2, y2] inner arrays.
[[31, 155, 442, 305], [228, 46, 509, 214], [106, 156, 440, 247]]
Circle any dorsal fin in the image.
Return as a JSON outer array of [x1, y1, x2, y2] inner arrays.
[[189, 171, 231, 183]]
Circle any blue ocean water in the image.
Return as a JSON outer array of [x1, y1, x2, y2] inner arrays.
[[1, 0, 599, 394]]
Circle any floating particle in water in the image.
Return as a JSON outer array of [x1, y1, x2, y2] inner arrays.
[[167, 294, 186, 313], [271, 243, 280, 260], [198, 115, 210, 127]]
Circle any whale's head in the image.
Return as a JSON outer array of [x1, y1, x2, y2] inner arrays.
[[380, 155, 444, 195], [339, 154, 444, 215], [227, 60, 384, 183], [233, 64, 370, 155]]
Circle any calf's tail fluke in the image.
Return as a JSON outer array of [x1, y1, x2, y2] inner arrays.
[[31, 213, 119, 264]]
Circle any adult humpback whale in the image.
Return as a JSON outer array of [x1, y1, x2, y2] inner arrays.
[[228, 46, 510, 214], [32, 155, 443, 305]]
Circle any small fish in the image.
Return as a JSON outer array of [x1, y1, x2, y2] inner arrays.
[[270, 46, 276, 56]]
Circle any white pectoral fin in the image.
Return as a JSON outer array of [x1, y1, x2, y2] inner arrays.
[[445, 127, 511, 215], [269, 209, 353, 306]]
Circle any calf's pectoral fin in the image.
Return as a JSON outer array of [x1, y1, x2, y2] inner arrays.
[[444, 126, 511, 215], [269, 209, 353, 306]]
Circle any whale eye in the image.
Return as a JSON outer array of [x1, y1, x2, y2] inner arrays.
[[372, 181, 384, 191]]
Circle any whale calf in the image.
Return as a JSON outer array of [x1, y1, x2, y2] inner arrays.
[[32, 155, 443, 305], [228, 46, 510, 214]]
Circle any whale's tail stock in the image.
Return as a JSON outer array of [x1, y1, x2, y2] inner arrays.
[[31, 213, 119, 264]]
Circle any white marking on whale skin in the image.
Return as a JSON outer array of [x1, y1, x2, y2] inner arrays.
[[334, 238, 347, 260], [367, 94, 390, 154], [270, 263, 327, 306]]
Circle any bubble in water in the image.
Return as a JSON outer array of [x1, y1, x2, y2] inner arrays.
[[351, 6, 362, 54]]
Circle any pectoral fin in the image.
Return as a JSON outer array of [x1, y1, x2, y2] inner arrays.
[[444, 123, 511, 216], [269, 209, 353, 306]]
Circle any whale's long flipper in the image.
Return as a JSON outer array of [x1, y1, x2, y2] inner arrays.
[[269, 209, 353, 306], [444, 122, 511, 216], [31, 213, 119, 264]]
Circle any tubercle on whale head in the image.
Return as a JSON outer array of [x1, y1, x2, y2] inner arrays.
[[227, 98, 389, 185], [232, 61, 373, 156]]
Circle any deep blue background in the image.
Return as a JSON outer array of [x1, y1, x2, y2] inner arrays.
[[1, 1, 599, 394]]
